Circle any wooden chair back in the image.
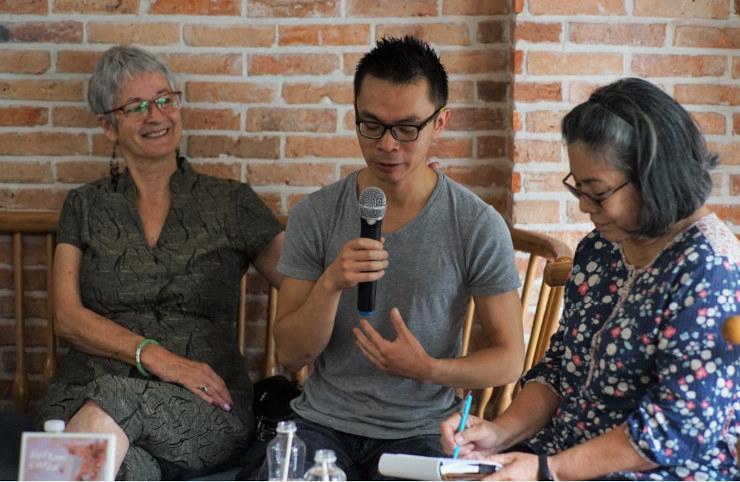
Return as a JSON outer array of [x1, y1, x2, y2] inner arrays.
[[1, 210, 277, 413], [462, 227, 573, 419]]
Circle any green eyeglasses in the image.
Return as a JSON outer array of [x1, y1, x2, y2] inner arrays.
[[104, 91, 182, 118]]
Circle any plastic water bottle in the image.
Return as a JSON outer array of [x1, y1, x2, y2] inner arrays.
[[267, 421, 305, 481], [303, 449, 346, 481]]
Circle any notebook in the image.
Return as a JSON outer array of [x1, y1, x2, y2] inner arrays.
[[18, 431, 116, 481], [378, 453, 501, 481]]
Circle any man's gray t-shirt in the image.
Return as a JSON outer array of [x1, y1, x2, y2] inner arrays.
[[278, 171, 520, 439]]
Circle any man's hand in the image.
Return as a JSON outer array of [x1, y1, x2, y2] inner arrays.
[[440, 412, 503, 459], [322, 237, 388, 292], [353, 307, 435, 381]]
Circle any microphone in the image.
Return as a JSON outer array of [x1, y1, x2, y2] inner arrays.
[[358, 186, 387, 317]]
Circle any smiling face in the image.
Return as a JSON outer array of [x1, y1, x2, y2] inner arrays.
[[567, 142, 642, 243], [101, 71, 182, 165], [355, 74, 448, 188]]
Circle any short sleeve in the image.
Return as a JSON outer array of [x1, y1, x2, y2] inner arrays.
[[235, 184, 282, 261], [57, 189, 84, 248], [277, 197, 326, 281], [465, 207, 520, 297]]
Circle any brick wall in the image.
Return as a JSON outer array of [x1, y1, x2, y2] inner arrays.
[[0, 0, 737, 409]]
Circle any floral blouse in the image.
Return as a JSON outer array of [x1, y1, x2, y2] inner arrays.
[[523, 213, 739, 480]]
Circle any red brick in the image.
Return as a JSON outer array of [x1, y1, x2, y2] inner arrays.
[[446, 107, 506, 131], [0, 0, 47, 14], [514, 22, 561, 43], [731, 175, 740, 196], [735, 58, 739, 79], [286, 136, 361, 158], [528, 52, 622, 75], [165, 53, 242, 76], [529, 0, 624, 15], [513, 200, 560, 224], [57, 50, 102, 74], [511, 171, 521, 193], [674, 84, 739, 106], [429, 138, 472, 159], [521, 171, 569, 193], [566, 201, 591, 224], [88, 22, 180, 45], [282, 82, 352, 104], [92, 134, 113, 156], [148, 0, 240, 15], [281, 24, 370, 46], [734, 113, 740, 135], [690, 111, 726, 135], [526, 110, 568, 133], [634, 0, 728, 19], [632, 54, 725, 77], [342, 52, 364, 75], [52, 106, 98, 128], [247, 108, 336, 133], [477, 20, 507, 44], [378, 23, 470, 46], [708, 204, 740, 225], [568, 82, 601, 103], [0, 106, 47, 126], [348, 0, 436, 17], [182, 107, 240, 131], [187, 136, 280, 159], [0, 188, 68, 210], [570, 22, 665, 46], [184, 25, 274, 47], [186, 81, 276, 103], [478, 136, 509, 158], [674, 26, 740, 49], [190, 161, 241, 181], [441, 50, 509, 74], [477, 81, 509, 102], [4, 21, 82, 43], [0, 50, 49, 74], [514, 82, 562, 102], [256, 192, 282, 214], [512, 111, 521, 131], [249, 54, 338, 76], [54, 0, 138, 14], [709, 141, 739, 165], [514, 50, 523, 74], [340, 164, 364, 178], [443, 0, 510, 14], [247, 0, 338, 17], [514, 140, 561, 163], [56, 161, 109, 183], [449, 81, 474, 103], [443, 165, 510, 188], [0, 162, 52, 183], [0, 133, 86, 156], [248, 163, 335, 187], [514, 0, 524, 13]]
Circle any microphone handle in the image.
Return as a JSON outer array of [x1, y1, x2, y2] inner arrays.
[[358, 218, 382, 315]]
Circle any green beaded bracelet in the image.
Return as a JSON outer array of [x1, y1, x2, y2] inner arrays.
[[135, 338, 160, 378]]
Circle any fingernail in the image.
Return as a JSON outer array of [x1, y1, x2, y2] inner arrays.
[[224, 404, 232, 411]]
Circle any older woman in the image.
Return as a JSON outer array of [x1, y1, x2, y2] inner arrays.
[[39, 46, 283, 480], [441, 78, 738, 480]]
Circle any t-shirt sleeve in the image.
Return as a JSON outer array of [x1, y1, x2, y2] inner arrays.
[[56, 189, 84, 248], [465, 206, 520, 297], [277, 196, 326, 281], [235, 183, 282, 261]]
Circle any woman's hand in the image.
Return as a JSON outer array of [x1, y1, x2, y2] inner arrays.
[[143, 345, 233, 411], [440, 413, 503, 459], [483, 452, 539, 481]]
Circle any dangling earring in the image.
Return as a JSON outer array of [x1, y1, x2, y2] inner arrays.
[[109, 142, 120, 187]]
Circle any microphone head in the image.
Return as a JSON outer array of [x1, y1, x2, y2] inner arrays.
[[358, 186, 387, 223]]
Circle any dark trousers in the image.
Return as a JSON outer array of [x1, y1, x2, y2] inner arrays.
[[253, 416, 445, 480]]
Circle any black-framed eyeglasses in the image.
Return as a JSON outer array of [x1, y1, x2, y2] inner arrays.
[[104, 91, 183, 119], [562, 172, 630, 207], [355, 105, 445, 142]]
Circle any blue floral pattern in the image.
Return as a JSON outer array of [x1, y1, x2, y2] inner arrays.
[[523, 213, 739, 480]]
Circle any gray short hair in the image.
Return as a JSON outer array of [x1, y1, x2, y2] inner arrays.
[[88, 46, 177, 126]]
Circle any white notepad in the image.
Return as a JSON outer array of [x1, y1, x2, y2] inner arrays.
[[18, 431, 116, 481], [378, 453, 501, 481]]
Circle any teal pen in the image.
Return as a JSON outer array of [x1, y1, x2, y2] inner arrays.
[[452, 390, 473, 459]]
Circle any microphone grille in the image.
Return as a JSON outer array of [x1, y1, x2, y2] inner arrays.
[[358, 186, 387, 221]]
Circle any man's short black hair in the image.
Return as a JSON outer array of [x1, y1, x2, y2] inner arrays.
[[561, 77, 718, 238], [354, 36, 448, 109]]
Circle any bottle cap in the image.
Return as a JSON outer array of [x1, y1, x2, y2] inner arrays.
[[44, 419, 65, 433], [314, 449, 337, 463], [276, 420, 297, 434]]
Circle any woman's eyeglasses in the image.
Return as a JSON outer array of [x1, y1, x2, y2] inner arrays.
[[562, 173, 630, 207], [104, 91, 183, 119]]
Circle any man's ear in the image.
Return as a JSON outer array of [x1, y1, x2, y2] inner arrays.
[[433, 107, 451, 136], [98, 114, 118, 143]]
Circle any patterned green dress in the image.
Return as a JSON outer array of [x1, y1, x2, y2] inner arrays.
[[39, 158, 281, 480]]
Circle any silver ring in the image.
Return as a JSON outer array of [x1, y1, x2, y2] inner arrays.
[[198, 385, 208, 393]]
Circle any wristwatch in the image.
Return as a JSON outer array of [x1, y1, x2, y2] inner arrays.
[[537, 453, 554, 481]]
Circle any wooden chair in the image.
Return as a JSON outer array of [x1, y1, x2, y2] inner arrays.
[[461, 227, 573, 419], [0, 210, 277, 413]]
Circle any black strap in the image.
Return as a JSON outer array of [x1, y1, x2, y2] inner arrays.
[[537, 453, 554, 481]]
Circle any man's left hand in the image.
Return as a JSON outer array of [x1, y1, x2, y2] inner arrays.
[[353, 307, 435, 381], [483, 452, 539, 481]]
